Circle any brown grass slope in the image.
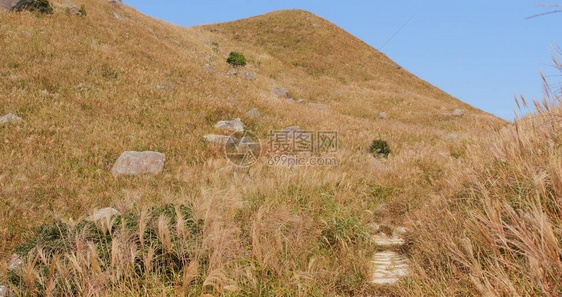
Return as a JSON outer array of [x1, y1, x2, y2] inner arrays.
[[203, 9, 501, 129], [0, 1, 511, 295]]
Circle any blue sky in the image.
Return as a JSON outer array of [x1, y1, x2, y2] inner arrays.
[[125, 0, 561, 120]]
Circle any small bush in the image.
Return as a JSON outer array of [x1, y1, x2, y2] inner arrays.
[[25, 0, 54, 14], [227, 52, 247, 67], [369, 139, 391, 158], [79, 4, 86, 16]]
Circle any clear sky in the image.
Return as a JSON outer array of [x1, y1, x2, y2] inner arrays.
[[125, 0, 561, 120]]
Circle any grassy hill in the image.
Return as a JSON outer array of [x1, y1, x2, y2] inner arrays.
[[2, 1, 557, 296]]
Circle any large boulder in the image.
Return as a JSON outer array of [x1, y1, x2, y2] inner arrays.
[[111, 151, 165, 176], [0, 0, 34, 11]]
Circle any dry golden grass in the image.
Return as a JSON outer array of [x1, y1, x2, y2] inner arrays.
[[3, 1, 546, 296], [398, 89, 562, 295]]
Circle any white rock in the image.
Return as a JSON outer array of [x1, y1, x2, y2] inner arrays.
[[378, 112, 387, 119], [111, 151, 165, 176], [395, 227, 408, 235], [111, 11, 124, 21], [445, 133, 459, 141], [308, 103, 326, 109], [0, 0, 34, 11], [272, 87, 290, 98], [452, 109, 465, 117], [0, 113, 22, 124], [0, 285, 12, 297], [214, 118, 244, 132], [245, 108, 260, 119], [88, 207, 121, 221], [240, 72, 256, 80], [204, 134, 234, 146], [108, 0, 123, 7], [227, 68, 237, 75], [205, 64, 218, 74], [7, 254, 22, 271]]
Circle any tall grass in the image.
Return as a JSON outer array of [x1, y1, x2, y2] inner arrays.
[[400, 50, 562, 296], [0, 1, 510, 296]]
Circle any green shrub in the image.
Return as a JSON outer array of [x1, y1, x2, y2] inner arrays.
[[226, 52, 247, 67], [79, 4, 86, 16], [9, 204, 204, 295], [369, 139, 391, 158], [25, 0, 54, 14]]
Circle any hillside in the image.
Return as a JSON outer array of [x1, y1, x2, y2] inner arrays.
[[0, 0, 527, 296]]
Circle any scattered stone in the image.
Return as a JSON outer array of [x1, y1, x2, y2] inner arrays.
[[395, 227, 407, 235], [88, 207, 121, 221], [272, 87, 291, 99], [296, 99, 304, 103], [378, 112, 387, 119], [203, 134, 234, 146], [240, 71, 255, 80], [445, 133, 459, 141], [373, 232, 405, 247], [308, 103, 326, 109], [372, 251, 409, 285], [312, 24, 319, 28], [108, 0, 123, 7], [68, 6, 80, 15], [64, 0, 81, 15], [0, 113, 22, 124], [76, 82, 94, 92], [156, 81, 174, 91], [111, 11, 123, 21], [245, 108, 260, 119], [205, 64, 217, 74], [286, 98, 296, 104], [111, 151, 165, 176], [227, 68, 237, 75], [0, 0, 34, 11], [452, 109, 465, 117], [214, 118, 244, 133], [7, 254, 22, 271], [203, 39, 210, 45], [204, 55, 212, 62], [0, 285, 12, 297]]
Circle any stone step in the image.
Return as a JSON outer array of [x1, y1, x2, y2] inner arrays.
[[371, 251, 409, 285]]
